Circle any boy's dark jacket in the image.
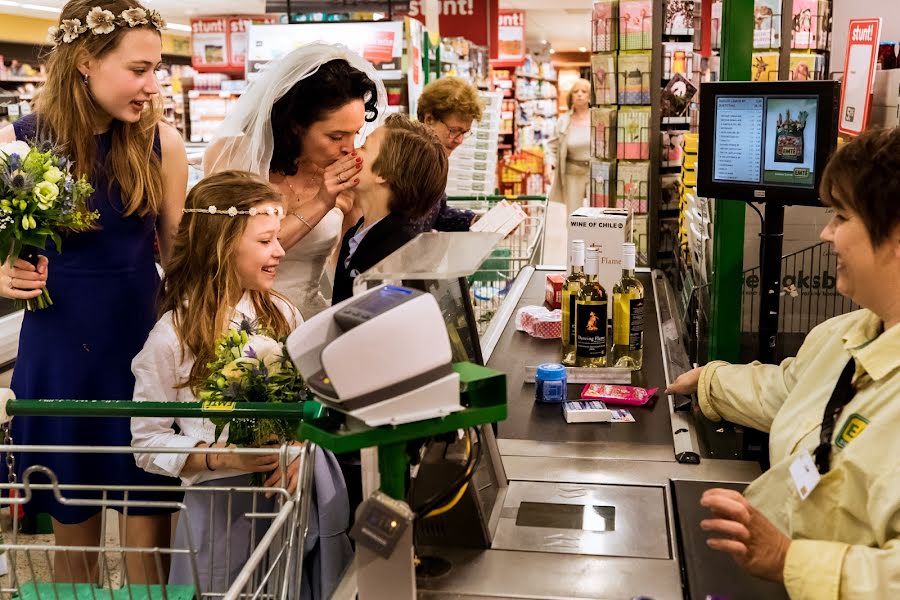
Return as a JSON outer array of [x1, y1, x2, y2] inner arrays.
[[332, 212, 414, 305]]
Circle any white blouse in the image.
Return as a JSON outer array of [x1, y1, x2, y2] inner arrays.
[[130, 293, 302, 485]]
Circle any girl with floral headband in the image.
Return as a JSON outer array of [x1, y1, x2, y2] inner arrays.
[[130, 170, 352, 595], [0, 0, 188, 584]]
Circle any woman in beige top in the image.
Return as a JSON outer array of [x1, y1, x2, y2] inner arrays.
[[548, 78, 592, 214]]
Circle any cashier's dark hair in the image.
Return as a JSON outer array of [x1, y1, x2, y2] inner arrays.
[[269, 59, 379, 176], [820, 127, 900, 247]]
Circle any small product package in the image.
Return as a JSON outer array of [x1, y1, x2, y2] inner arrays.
[[545, 274, 565, 309], [563, 400, 636, 423], [515, 306, 562, 339], [580, 384, 658, 406]]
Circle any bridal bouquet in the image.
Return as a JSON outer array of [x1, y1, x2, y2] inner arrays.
[[0, 140, 97, 310], [202, 318, 309, 448]]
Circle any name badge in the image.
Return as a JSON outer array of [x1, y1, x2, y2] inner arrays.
[[789, 451, 821, 500]]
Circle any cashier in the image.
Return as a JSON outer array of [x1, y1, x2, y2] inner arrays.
[[668, 127, 900, 599]]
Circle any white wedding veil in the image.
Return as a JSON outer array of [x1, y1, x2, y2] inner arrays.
[[203, 42, 388, 177]]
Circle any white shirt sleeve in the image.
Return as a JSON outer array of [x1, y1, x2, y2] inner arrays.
[[130, 315, 204, 479]]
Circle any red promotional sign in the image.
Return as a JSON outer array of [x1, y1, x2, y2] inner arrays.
[[406, 0, 500, 59], [838, 18, 881, 137], [191, 15, 279, 73], [494, 10, 525, 67]]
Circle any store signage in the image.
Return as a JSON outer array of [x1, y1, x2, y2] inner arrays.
[[838, 18, 882, 137], [406, 0, 499, 59], [246, 22, 405, 81], [495, 10, 526, 66], [191, 15, 279, 73]]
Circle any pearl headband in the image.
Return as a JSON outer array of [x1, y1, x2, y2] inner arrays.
[[183, 205, 285, 218], [48, 7, 166, 46]]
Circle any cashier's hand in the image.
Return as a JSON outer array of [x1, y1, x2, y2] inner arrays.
[[700, 488, 791, 583], [665, 366, 703, 396]]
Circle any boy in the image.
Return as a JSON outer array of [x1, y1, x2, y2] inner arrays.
[[332, 114, 449, 304]]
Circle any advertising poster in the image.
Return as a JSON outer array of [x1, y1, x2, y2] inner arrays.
[[406, 17, 424, 119], [247, 22, 405, 80], [839, 18, 881, 136], [228, 16, 279, 68], [496, 10, 525, 66], [191, 18, 229, 68], [763, 97, 818, 187]]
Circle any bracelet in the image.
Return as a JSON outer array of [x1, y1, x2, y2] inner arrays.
[[291, 211, 313, 232], [205, 450, 216, 471]]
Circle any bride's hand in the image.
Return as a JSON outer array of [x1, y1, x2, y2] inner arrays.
[[0, 256, 48, 300], [318, 152, 363, 208]]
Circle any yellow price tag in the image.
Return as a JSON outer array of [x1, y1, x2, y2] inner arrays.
[[202, 400, 236, 412]]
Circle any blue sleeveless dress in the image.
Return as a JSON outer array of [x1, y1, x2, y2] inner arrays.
[[11, 114, 181, 524]]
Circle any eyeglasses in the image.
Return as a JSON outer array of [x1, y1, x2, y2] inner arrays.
[[439, 120, 473, 140]]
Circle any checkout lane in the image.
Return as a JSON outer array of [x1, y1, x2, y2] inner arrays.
[[417, 265, 781, 600]]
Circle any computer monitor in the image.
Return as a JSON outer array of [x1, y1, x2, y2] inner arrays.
[[697, 80, 840, 205]]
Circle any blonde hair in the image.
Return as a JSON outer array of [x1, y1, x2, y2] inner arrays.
[[372, 114, 448, 219], [36, 0, 163, 218], [158, 171, 293, 392], [566, 78, 591, 109], [416, 76, 484, 123]]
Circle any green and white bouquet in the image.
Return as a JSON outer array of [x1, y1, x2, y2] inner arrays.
[[202, 318, 309, 449], [0, 140, 98, 310]]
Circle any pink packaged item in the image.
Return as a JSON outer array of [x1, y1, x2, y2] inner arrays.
[[580, 384, 658, 406], [515, 306, 562, 339]]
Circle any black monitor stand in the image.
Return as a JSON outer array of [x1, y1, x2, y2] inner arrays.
[[757, 203, 785, 365]]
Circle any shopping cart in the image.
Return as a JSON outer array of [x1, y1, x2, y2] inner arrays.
[[0, 400, 318, 600], [447, 195, 548, 335]]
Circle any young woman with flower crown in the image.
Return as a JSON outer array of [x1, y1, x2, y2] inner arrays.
[[0, 0, 188, 584], [130, 170, 352, 596]]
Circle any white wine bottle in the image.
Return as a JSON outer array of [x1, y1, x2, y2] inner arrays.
[[611, 242, 644, 370], [575, 248, 608, 368], [561, 239, 586, 366]]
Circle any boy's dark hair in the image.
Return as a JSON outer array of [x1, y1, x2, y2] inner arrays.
[[270, 59, 379, 176], [372, 114, 449, 219], [820, 127, 900, 247]]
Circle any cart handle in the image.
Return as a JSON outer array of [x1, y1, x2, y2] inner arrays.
[[0, 390, 320, 422]]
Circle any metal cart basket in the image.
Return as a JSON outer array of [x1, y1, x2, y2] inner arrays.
[[447, 195, 548, 335]]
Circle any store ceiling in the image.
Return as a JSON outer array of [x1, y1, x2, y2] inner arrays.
[[0, 0, 593, 51]]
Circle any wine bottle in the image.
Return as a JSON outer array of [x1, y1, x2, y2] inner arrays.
[[575, 247, 608, 367], [611, 242, 644, 370], [561, 239, 586, 366]]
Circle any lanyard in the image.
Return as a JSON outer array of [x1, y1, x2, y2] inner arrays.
[[813, 359, 857, 475]]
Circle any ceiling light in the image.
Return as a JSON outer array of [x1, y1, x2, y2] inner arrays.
[[540, 39, 547, 45], [0, 1, 21, 7], [20, 3, 61, 12], [166, 23, 192, 32], [549, 48, 555, 54], [578, 46, 587, 52]]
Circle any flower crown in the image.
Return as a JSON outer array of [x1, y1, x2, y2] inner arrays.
[[183, 205, 285, 218], [48, 7, 166, 46]]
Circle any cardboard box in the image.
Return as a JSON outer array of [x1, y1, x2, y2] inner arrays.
[[872, 69, 900, 129], [567, 207, 628, 296], [545, 273, 565, 309]]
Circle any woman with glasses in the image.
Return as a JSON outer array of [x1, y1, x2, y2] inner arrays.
[[408, 76, 484, 234], [548, 78, 592, 214]]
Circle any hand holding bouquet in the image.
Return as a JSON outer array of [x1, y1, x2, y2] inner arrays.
[[202, 318, 309, 451], [0, 140, 98, 310]]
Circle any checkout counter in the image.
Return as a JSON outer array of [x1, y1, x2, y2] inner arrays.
[[341, 234, 788, 600]]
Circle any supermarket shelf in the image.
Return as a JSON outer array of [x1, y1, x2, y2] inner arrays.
[[0, 77, 45, 84], [514, 71, 557, 83]]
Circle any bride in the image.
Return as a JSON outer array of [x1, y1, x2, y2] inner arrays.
[[204, 43, 386, 318]]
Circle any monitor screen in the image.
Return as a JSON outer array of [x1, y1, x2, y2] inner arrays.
[[698, 81, 840, 205]]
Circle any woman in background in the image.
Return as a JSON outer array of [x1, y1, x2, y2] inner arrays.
[[548, 78, 592, 214]]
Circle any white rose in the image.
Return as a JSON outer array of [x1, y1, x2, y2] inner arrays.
[[243, 335, 285, 373], [0, 141, 31, 166]]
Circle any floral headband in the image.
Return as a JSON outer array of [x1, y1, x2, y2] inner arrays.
[[183, 205, 285, 218], [48, 7, 166, 46]]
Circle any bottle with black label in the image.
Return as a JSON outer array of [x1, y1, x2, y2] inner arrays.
[[561, 239, 586, 366], [575, 247, 608, 367], [611, 242, 644, 370]]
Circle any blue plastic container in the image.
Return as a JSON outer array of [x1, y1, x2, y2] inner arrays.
[[535, 363, 568, 403]]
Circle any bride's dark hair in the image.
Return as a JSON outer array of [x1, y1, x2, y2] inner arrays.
[[269, 59, 379, 176]]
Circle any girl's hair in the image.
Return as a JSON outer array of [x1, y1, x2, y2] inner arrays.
[[36, 0, 163, 218], [159, 170, 293, 392], [269, 59, 379, 176], [820, 127, 900, 248], [566, 78, 591, 109], [416, 76, 484, 124]]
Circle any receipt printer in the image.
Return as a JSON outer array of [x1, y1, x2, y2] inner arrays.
[[286, 285, 462, 427]]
